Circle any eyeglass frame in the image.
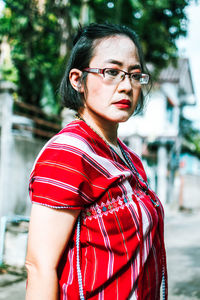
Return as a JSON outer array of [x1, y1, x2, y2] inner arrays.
[[83, 67, 150, 85]]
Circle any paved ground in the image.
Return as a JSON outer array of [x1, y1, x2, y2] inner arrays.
[[0, 207, 200, 299], [0, 278, 26, 300], [165, 208, 200, 299]]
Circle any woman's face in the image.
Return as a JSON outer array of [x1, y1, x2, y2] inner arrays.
[[81, 35, 141, 126]]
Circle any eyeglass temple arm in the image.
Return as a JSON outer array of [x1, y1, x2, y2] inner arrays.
[[83, 68, 104, 74]]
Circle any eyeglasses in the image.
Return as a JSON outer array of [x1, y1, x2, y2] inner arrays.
[[83, 68, 149, 86]]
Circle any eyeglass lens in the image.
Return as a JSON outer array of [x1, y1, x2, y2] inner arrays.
[[103, 69, 149, 85]]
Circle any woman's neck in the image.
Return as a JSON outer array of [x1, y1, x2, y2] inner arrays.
[[78, 111, 118, 147]]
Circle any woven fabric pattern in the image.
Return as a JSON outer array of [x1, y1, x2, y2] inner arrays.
[[29, 120, 167, 300]]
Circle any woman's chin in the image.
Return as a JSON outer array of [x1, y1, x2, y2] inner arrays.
[[116, 113, 134, 123]]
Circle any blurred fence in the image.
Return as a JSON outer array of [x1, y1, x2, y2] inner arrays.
[[0, 81, 61, 220]]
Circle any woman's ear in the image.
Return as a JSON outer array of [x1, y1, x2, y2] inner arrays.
[[69, 69, 84, 92]]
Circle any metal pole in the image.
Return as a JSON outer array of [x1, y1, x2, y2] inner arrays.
[[157, 141, 168, 205], [0, 216, 7, 265], [0, 81, 16, 220]]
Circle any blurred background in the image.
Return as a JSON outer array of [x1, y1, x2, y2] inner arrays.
[[0, 0, 199, 299]]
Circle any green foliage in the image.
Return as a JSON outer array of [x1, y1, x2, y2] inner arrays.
[[181, 116, 200, 158], [0, 0, 74, 113], [40, 78, 59, 115], [91, 0, 196, 72], [0, 55, 19, 83]]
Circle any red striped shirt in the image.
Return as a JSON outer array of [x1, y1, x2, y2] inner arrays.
[[29, 120, 167, 300]]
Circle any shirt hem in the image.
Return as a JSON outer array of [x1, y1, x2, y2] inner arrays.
[[31, 201, 83, 210]]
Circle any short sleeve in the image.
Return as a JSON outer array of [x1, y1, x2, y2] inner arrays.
[[29, 134, 93, 209]]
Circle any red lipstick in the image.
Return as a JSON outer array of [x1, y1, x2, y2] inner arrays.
[[114, 99, 131, 109]]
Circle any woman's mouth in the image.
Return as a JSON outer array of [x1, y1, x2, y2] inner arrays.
[[114, 99, 131, 109]]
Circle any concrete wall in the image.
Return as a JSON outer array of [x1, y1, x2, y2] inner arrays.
[[0, 132, 45, 217], [181, 174, 200, 209], [0, 81, 47, 218], [10, 135, 45, 215]]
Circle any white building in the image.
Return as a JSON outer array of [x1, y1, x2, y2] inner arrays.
[[119, 58, 196, 205]]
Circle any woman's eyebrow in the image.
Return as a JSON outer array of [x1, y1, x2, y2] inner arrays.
[[104, 59, 141, 70], [105, 59, 123, 66], [130, 64, 142, 71]]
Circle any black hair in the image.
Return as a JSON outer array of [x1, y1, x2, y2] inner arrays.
[[60, 23, 150, 114]]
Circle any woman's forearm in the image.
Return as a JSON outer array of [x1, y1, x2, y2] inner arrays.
[[25, 206, 80, 299], [25, 262, 59, 300]]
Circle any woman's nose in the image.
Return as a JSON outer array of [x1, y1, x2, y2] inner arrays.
[[117, 75, 132, 92]]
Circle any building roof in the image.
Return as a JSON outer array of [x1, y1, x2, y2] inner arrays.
[[159, 58, 195, 97]]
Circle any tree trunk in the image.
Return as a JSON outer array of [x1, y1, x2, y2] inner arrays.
[[80, 0, 90, 25], [115, 0, 123, 23]]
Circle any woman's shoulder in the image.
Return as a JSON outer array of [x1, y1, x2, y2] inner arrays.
[[32, 120, 93, 167], [52, 120, 94, 151]]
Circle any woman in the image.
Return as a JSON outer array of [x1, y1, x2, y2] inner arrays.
[[26, 23, 168, 300]]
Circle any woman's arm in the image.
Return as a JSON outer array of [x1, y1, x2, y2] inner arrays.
[[25, 204, 80, 300]]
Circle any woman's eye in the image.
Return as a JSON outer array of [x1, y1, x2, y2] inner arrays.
[[131, 73, 142, 81], [105, 69, 119, 77]]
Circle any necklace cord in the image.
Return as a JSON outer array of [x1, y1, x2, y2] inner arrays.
[[75, 114, 118, 148], [118, 143, 160, 208], [132, 195, 144, 300], [76, 215, 85, 300], [75, 116, 167, 299]]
